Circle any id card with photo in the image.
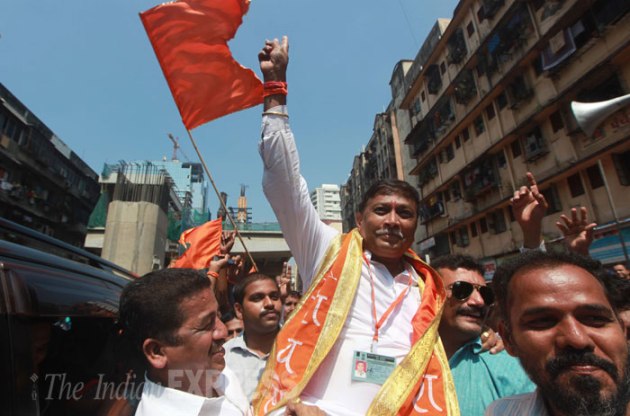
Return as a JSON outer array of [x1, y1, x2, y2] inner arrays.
[[351, 350, 396, 385]]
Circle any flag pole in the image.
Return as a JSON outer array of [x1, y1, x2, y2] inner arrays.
[[185, 129, 259, 272]]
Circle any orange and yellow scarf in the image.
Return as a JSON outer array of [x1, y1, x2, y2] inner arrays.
[[253, 229, 459, 415]]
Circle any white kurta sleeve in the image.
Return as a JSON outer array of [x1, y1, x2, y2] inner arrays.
[[259, 106, 338, 288]]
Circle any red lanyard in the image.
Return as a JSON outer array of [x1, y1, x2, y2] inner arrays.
[[362, 253, 413, 353]]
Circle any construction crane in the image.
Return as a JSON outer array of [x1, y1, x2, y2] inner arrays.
[[167, 133, 190, 162]]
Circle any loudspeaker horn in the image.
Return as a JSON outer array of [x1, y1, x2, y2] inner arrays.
[[570, 93, 630, 136]]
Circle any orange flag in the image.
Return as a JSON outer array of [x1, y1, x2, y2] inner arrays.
[[173, 218, 223, 269], [140, 0, 263, 130]]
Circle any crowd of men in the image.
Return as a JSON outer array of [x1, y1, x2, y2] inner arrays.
[[115, 36, 630, 416]]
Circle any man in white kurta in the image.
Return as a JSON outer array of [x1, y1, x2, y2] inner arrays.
[[258, 36, 431, 416]]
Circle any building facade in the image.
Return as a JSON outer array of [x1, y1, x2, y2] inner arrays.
[[392, 0, 630, 269], [85, 161, 182, 274], [311, 184, 342, 222], [0, 83, 100, 246], [151, 160, 210, 227], [341, 109, 405, 231]]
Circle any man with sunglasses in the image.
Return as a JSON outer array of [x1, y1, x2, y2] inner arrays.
[[432, 255, 534, 416]]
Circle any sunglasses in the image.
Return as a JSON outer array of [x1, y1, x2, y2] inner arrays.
[[448, 281, 495, 305]]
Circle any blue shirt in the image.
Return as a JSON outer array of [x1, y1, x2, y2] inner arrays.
[[449, 337, 535, 416]]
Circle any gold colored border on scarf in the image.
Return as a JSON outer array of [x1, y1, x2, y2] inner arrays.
[[253, 230, 364, 413], [366, 252, 459, 416]]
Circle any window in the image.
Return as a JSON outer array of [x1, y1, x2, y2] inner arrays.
[[523, 127, 548, 161], [479, 217, 488, 233], [443, 189, 451, 203], [462, 127, 470, 142], [450, 180, 462, 200], [455, 135, 461, 149], [532, 56, 544, 77], [531, 0, 545, 9], [593, 0, 630, 30], [550, 111, 564, 133], [586, 165, 604, 189], [474, 116, 485, 136], [467, 21, 475, 36], [477, 7, 484, 21], [486, 103, 496, 120], [613, 151, 630, 185], [4, 117, 22, 142], [507, 206, 515, 222], [450, 231, 457, 245], [497, 152, 506, 168], [511, 140, 522, 158], [496, 92, 508, 110], [567, 173, 585, 197], [541, 186, 562, 214], [421, 91, 426, 102], [489, 210, 507, 233], [470, 221, 478, 237], [427, 64, 442, 94], [457, 227, 470, 247], [508, 74, 533, 108], [446, 143, 455, 161], [0, 110, 7, 132], [5, 267, 126, 415], [440, 61, 446, 75]]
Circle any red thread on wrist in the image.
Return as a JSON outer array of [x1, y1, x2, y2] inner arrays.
[[207, 270, 219, 279], [263, 81, 288, 97]]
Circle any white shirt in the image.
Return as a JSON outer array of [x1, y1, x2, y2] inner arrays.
[[260, 107, 423, 416], [224, 333, 269, 401], [135, 367, 251, 416]]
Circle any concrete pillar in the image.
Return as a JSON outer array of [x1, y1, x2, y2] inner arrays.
[[101, 201, 167, 275]]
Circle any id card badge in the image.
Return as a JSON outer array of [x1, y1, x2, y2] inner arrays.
[[351, 350, 396, 385]]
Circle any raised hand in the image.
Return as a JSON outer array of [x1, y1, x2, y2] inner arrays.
[[276, 261, 292, 299], [556, 206, 596, 256], [258, 36, 289, 82], [511, 172, 548, 249], [220, 230, 236, 255]]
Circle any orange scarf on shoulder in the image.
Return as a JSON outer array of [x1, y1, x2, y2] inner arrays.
[[253, 229, 459, 415]]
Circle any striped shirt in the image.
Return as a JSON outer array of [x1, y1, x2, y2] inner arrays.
[[485, 391, 550, 416]]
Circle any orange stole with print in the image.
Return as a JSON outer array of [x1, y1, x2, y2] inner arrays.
[[252, 229, 459, 415]]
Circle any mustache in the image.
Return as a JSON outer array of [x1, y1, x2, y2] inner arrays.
[[546, 351, 618, 380], [209, 344, 224, 355], [456, 305, 486, 316], [260, 309, 279, 318], [375, 228, 405, 240]]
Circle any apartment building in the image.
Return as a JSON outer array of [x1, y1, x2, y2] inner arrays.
[[391, 0, 630, 269], [341, 110, 405, 231], [311, 183, 342, 222], [0, 83, 100, 246]]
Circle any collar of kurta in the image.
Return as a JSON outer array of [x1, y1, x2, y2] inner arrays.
[[253, 229, 460, 416]]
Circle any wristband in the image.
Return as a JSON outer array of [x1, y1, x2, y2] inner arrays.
[[263, 81, 288, 97], [262, 111, 289, 118], [207, 270, 219, 279]]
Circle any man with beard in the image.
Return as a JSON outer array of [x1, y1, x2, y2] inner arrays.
[[253, 36, 456, 416], [431, 254, 534, 415], [224, 273, 282, 402], [486, 251, 630, 416], [118, 268, 250, 415]]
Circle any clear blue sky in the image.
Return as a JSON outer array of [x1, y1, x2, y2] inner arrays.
[[1, 0, 458, 222]]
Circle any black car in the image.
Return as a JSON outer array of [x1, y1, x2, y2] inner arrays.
[[0, 218, 137, 415]]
